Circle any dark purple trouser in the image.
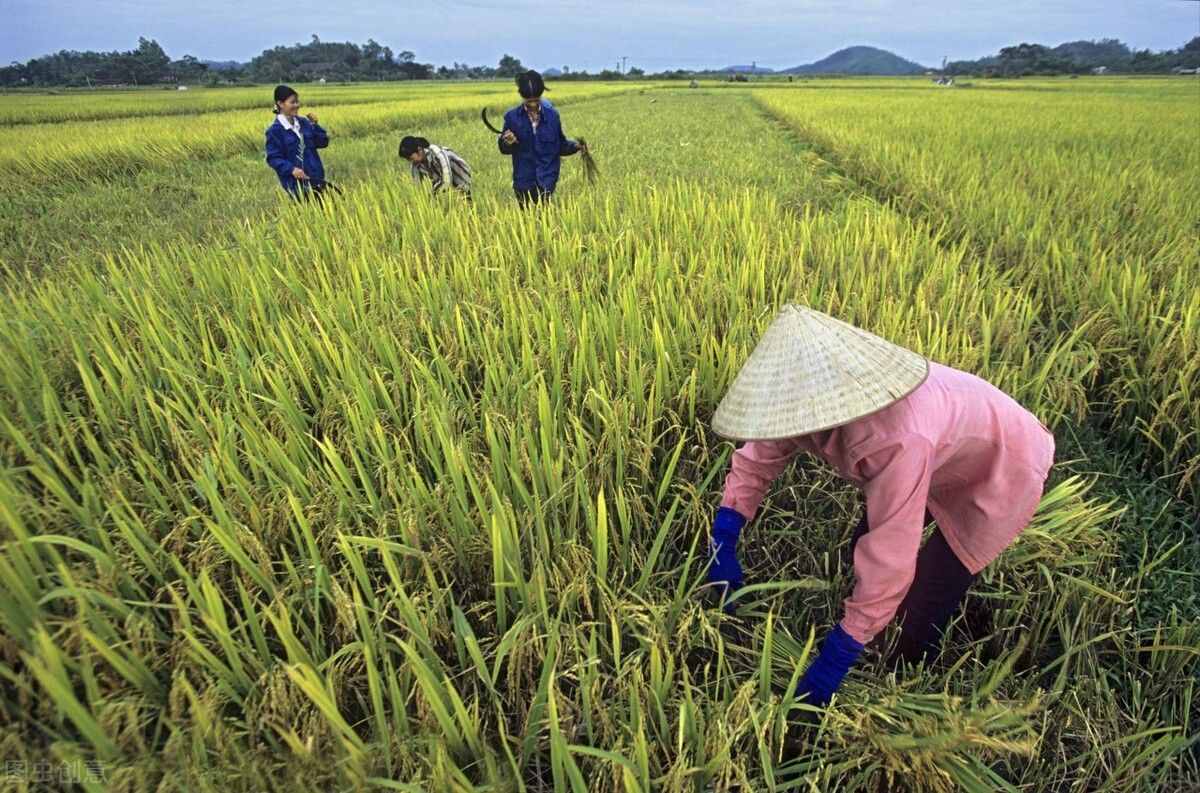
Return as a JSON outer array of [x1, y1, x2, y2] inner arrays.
[[848, 509, 978, 665], [515, 186, 553, 207]]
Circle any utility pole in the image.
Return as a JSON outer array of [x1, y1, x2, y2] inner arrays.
[[621, 55, 628, 75]]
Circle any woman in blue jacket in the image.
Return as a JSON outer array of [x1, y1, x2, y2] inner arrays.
[[265, 84, 331, 200], [497, 71, 587, 207]]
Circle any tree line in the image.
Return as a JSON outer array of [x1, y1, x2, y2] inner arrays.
[[0, 37, 435, 87], [5, 34, 1197, 88], [0, 37, 651, 88], [946, 37, 1200, 77]]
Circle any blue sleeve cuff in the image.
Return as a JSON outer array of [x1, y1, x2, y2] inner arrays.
[[828, 623, 865, 655], [713, 506, 747, 534], [795, 624, 865, 707]]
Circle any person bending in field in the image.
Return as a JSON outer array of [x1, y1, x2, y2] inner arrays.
[[400, 136, 472, 199], [497, 70, 588, 207], [706, 305, 1055, 707], [265, 84, 331, 201]]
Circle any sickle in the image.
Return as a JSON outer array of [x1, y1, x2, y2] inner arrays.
[[481, 107, 504, 135]]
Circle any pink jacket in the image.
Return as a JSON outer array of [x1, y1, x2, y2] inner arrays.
[[719, 362, 1055, 644]]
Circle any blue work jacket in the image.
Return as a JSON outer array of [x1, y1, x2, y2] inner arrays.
[[497, 100, 579, 191], [265, 116, 329, 194]]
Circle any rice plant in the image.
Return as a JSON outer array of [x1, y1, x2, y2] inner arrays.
[[754, 80, 1200, 500], [0, 83, 1195, 792], [0, 82, 626, 185]]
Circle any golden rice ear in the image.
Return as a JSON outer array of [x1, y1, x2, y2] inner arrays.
[[712, 304, 929, 441]]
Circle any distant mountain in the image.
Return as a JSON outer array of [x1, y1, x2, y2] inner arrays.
[[784, 46, 926, 75], [722, 64, 775, 74], [202, 60, 244, 72], [542, 67, 563, 77]]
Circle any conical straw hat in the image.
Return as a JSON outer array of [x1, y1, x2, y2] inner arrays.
[[712, 305, 929, 441]]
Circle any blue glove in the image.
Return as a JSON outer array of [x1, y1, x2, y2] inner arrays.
[[794, 624, 865, 707], [708, 507, 746, 605]]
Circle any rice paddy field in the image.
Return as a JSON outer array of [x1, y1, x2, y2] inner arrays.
[[0, 77, 1197, 792]]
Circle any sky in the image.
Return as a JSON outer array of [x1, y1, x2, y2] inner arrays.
[[3, 0, 1198, 70]]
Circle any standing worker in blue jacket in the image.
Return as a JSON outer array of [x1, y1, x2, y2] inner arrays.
[[265, 85, 332, 201], [497, 70, 588, 207]]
